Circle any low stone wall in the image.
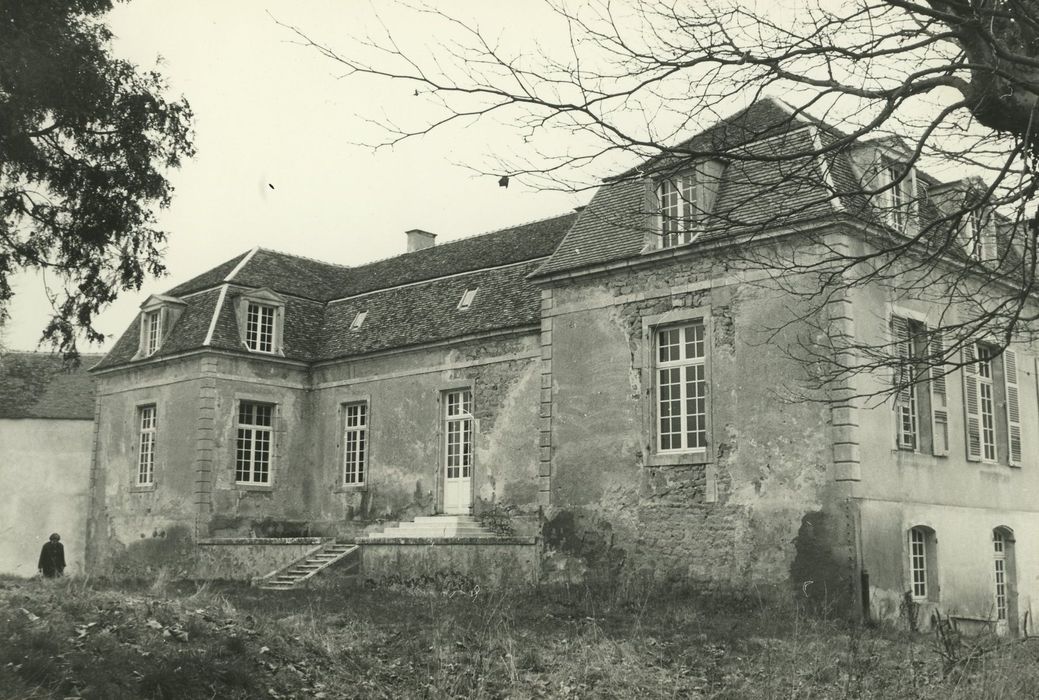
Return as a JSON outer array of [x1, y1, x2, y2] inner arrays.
[[359, 537, 540, 588], [195, 538, 326, 580]]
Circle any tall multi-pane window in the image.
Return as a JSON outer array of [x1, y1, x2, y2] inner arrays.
[[236, 402, 273, 484], [137, 405, 156, 485], [445, 390, 474, 480], [977, 346, 997, 461], [245, 303, 276, 353], [143, 310, 161, 356], [657, 161, 723, 249], [994, 530, 1008, 622], [342, 402, 368, 485], [883, 162, 915, 231], [657, 322, 707, 452], [659, 176, 697, 248], [910, 528, 928, 600]]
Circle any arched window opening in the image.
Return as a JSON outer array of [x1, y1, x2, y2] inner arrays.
[[908, 526, 939, 602]]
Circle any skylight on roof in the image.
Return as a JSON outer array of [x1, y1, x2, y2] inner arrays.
[[350, 311, 368, 330], [458, 288, 478, 311]]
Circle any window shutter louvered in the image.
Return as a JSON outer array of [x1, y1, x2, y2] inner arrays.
[[963, 343, 983, 461], [892, 316, 914, 449], [929, 329, 949, 456], [1004, 349, 1023, 466]]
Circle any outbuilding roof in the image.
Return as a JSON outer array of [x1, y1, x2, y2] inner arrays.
[[0, 352, 101, 419]]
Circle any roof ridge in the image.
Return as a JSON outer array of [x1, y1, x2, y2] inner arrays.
[[253, 247, 353, 270], [338, 211, 578, 270], [1, 350, 106, 357]]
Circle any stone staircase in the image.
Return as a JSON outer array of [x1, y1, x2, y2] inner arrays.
[[254, 542, 359, 590], [365, 515, 497, 539]]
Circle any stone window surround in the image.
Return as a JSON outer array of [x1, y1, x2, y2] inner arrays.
[[231, 393, 282, 491], [334, 392, 371, 493], [233, 288, 286, 356], [640, 305, 713, 468], [130, 398, 160, 492]]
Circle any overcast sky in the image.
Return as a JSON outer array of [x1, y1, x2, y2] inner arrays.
[[3, 0, 588, 352]]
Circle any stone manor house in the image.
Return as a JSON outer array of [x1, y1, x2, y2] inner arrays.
[[87, 99, 1039, 628]]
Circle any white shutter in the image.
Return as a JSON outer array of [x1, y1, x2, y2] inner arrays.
[[1004, 349, 1023, 466], [963, 343, 983, 461], [929, 329, 949, 456], [892, 316, 914, 449]]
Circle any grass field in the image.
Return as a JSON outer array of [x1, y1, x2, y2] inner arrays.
[[3, 574, 1039, 699]]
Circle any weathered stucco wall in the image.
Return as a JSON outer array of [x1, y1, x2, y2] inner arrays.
[[845, 281, 1039, 627], [88, 333, 545, 577], [196, 538, 326, 580], [0, 419, 93, 576], [545, 248, 854, 601], [88, 356, 212, 576], [307, 334, 543, 538]]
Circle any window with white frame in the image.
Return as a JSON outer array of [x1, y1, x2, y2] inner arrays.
[[656, 321, 708, 452], [994, 529, 1008, 622], [236, 402, 273, 484], [963, 343, 1023, 465], [342, 402, 368, 485], [245, 303, 277, 353], [977, 346, 997, 462], [891, 316, 948, 456], [142, 311, 161, 357], [137, 405, 156, 485], [961, 208, 997, 262], [908, 526, 938, 601], [234, 289, 285, 355], [910, 528, 928, 599], [657, 160, 724, 248], [881, 160, 916, 232]]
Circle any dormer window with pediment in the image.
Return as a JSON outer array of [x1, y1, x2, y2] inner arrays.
[[234, 288, 286, 355], [655, 159, 725, 249], [133, 295, 186, 360]]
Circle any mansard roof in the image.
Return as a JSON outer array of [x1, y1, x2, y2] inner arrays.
[[94, 213, 576, 370], [0, 351, 101, 419], [534, 97, 990, 278]]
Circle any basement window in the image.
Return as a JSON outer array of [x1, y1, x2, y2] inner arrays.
[[458, 288, 478, 311]]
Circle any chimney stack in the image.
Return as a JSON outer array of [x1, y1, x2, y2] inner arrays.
[[406, 229, 437, 253]]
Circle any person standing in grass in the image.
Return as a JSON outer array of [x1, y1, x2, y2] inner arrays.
[[37, 533, 66, 578]]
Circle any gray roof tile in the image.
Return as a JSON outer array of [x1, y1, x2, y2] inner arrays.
[[0, 352, 101, 419]]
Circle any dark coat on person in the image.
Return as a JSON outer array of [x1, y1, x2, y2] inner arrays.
[[38, 541, 66, 578]]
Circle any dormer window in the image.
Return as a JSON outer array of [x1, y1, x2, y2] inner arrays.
[[458, 288, 478, 311], [350, 310, 368, 330], [142, 310, 161, 356], [233, 288, 286, 356], [246, 303, 276, 352], [134, 294, 186, 360], [961, 208, 997, 261], [656, 160, 724, 248], [880, 159, 917, 233]]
